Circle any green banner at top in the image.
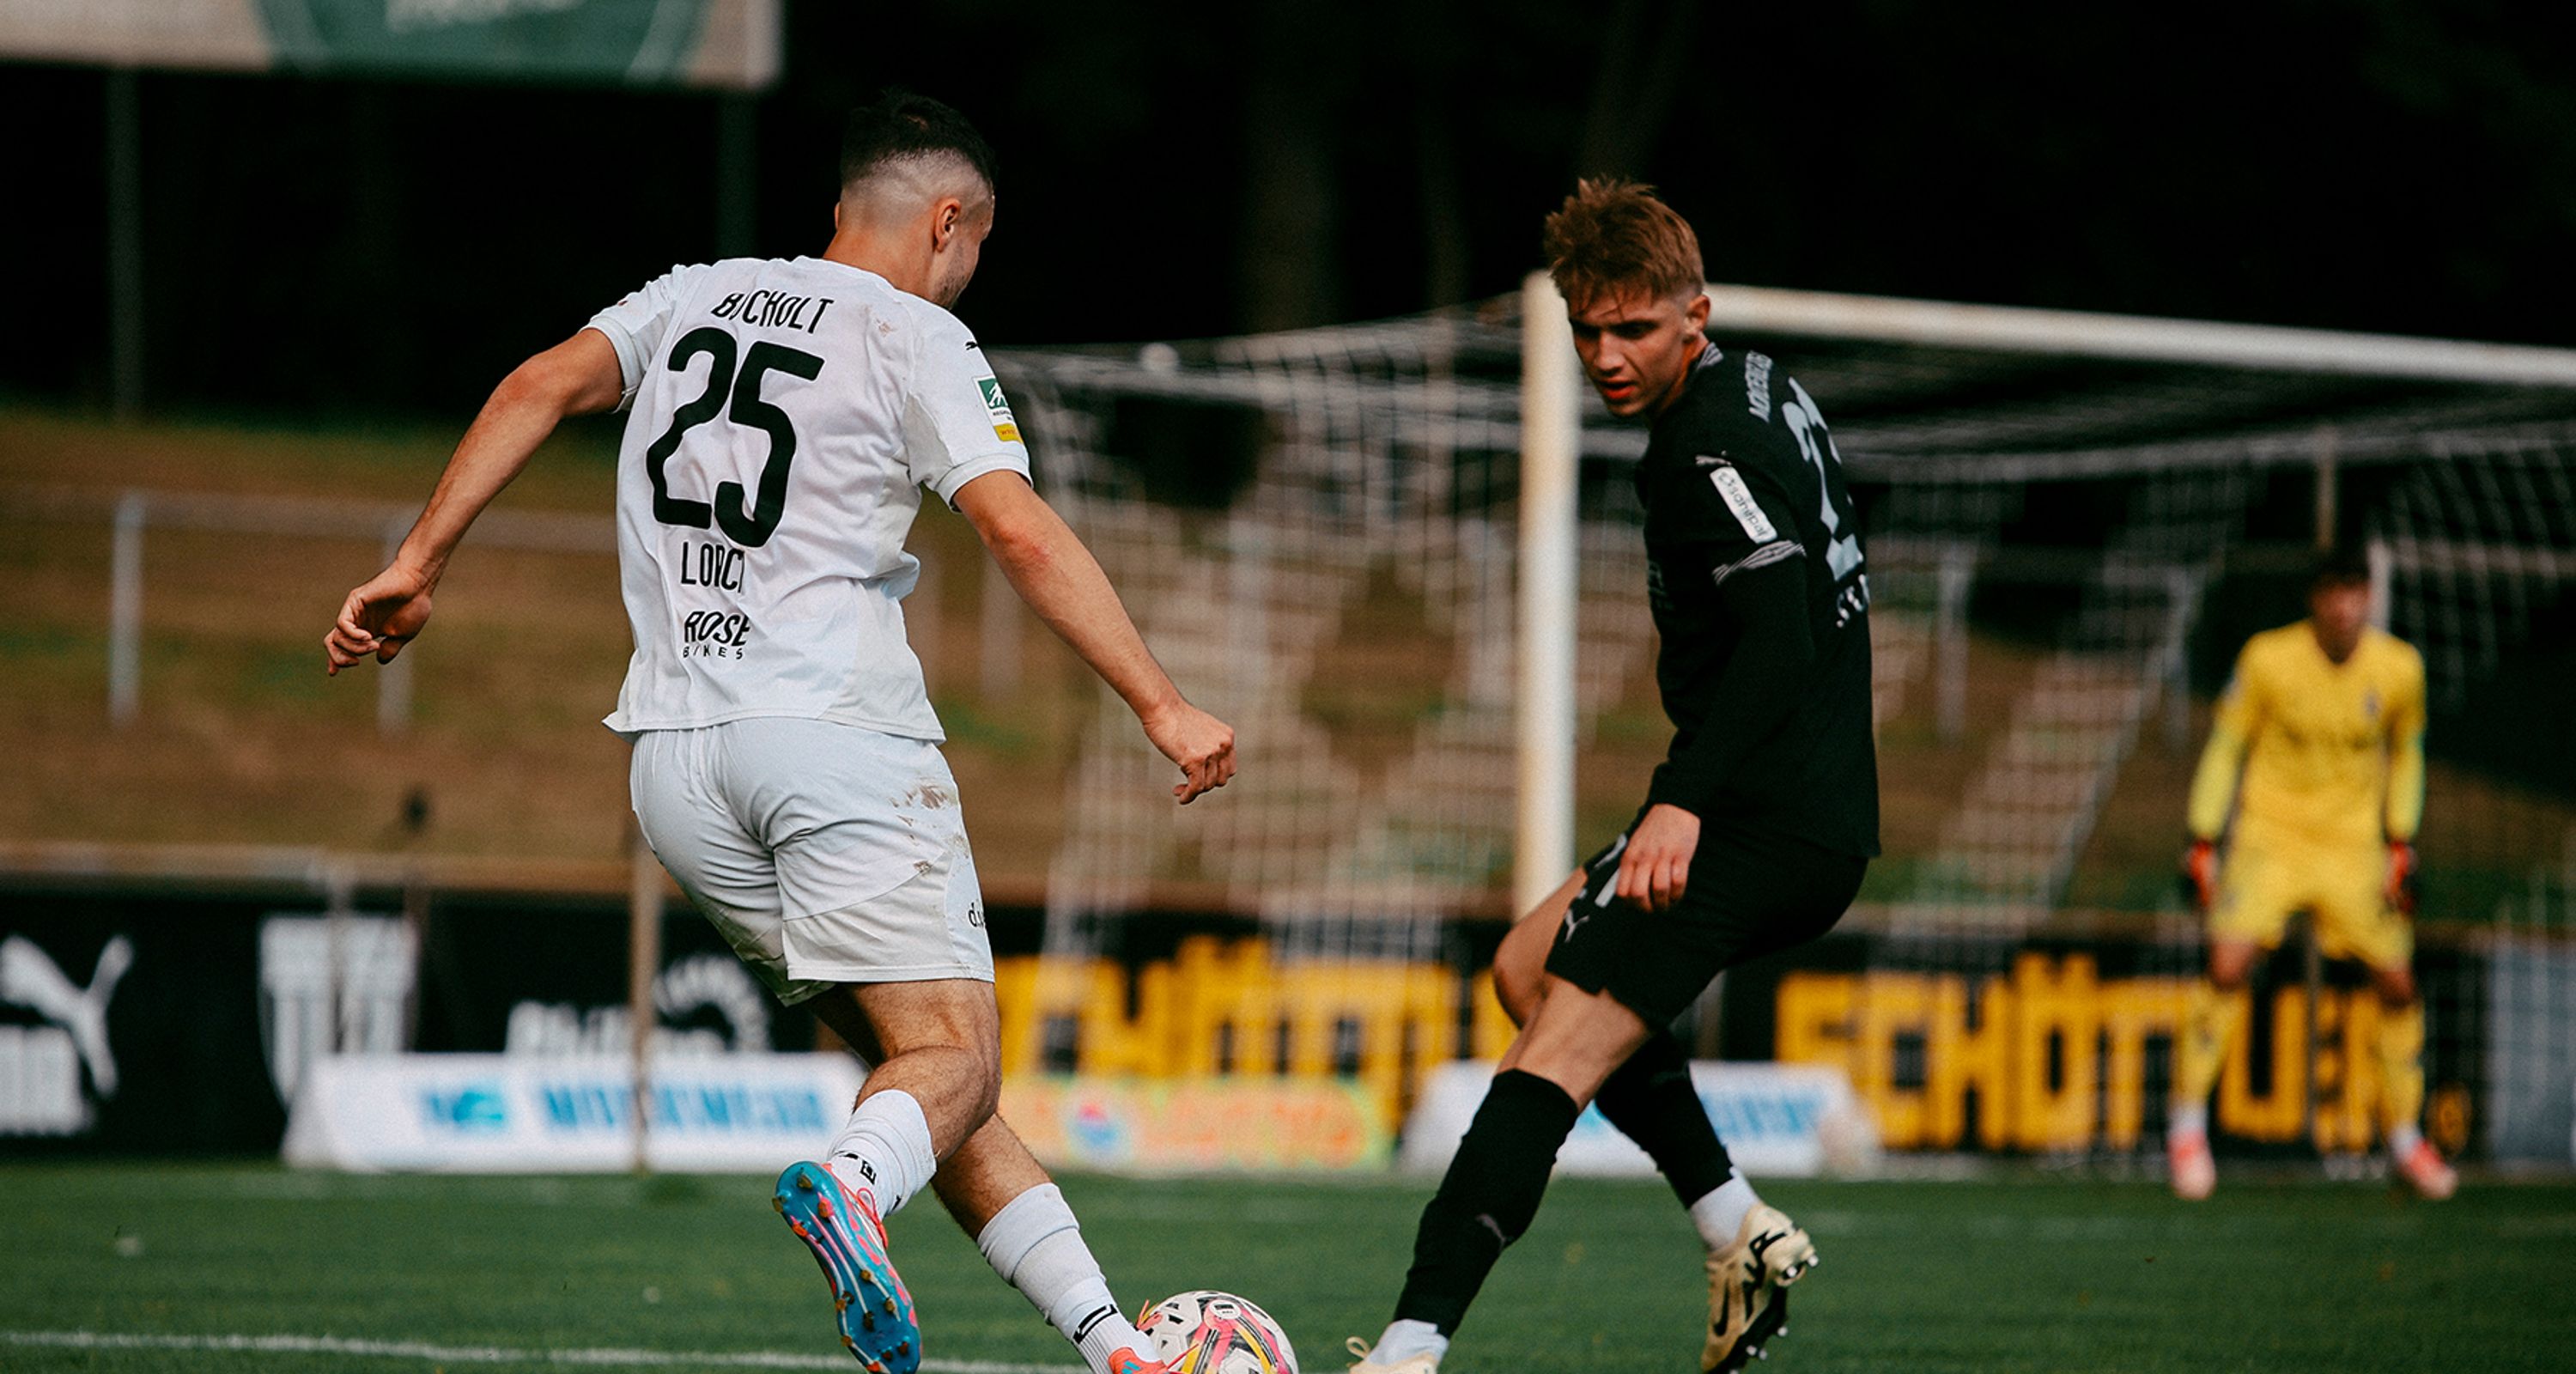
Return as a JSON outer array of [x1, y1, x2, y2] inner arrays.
[[0, 0, 780, 90]]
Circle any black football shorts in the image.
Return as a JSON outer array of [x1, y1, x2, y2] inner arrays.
[[1545, 809, 1864, 1030]]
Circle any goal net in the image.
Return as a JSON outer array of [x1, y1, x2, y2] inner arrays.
[[984, 285, 2576, 1164]]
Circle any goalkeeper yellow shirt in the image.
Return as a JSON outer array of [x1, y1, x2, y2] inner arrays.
[[2187, 621, 2426, 849]]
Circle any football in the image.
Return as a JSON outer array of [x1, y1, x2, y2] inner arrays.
[[1137, 1290, 1300, 1374]]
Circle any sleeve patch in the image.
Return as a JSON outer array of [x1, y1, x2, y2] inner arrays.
[[975, 375, 1024, 444], [1709, 466, 1779, 542], [1711, 538, 1805, 589]]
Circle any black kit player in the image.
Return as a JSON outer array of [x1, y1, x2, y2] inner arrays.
[[1350, 180, 1878, 1374]]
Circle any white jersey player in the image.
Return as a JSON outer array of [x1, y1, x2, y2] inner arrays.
[[325, 92, 1231, 1374]]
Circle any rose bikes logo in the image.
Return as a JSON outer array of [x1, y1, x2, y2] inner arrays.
[[680, 610, 755, 660]]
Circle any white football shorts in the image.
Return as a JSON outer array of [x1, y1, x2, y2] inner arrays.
[[629, 719, 993, 1005]]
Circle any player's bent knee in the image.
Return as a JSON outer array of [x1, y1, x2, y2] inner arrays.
[[1492, 945, 1543, 1025], [912, 1033, 1003, 1127], [858, 978, 1003, 1055], [1505, 978, 1653, 1105], [957, 1073, 1002, 1140], [1493, 877, 1578, 1026], [969, 1042, 1004, 1108]]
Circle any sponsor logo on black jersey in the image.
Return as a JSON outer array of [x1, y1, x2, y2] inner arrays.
[[1709, 465, 1779, 542]]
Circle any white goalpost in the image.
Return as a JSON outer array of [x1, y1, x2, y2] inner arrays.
[[1693, 284, 2576, 387], [1514, 271, 1583, 916]]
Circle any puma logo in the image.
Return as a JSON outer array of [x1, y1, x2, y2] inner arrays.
[[0, 935, 132, 1096], [1564, 834, 1631, 941]]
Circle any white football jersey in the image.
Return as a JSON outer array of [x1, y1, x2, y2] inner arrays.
[[586, 257, 1029, 741]]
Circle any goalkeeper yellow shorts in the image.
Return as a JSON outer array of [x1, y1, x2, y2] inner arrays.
[[2209, 838, 2410, 970]]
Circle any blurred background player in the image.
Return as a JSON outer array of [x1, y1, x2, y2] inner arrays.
[[1350, 180, 1878, 1374], [323, 91, 1235, 1374], [2170, 546, 2454, 1201]]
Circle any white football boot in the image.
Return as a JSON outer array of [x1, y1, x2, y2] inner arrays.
[[1345, 1337, 1441, 1373], [1703, 1204, 1816, 1372]]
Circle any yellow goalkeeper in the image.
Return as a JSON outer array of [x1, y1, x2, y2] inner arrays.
[[2168, 545, 2456, 1201]]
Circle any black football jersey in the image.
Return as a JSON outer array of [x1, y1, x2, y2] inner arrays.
[[1633, 343, 1880, 857]]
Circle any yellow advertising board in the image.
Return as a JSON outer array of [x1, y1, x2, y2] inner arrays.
[[989, 938, 1518, 1132], [1774, 953, 2403, 1152], [972, 939, 2415, 1158]]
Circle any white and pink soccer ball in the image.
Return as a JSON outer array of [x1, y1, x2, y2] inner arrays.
[[1137, 1290, 1300, 1374]]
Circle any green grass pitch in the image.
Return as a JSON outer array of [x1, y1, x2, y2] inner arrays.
[[4, 1163, 2570, 1372]]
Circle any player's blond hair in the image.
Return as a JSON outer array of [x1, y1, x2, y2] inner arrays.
[[1542, 179, 1704, 308]]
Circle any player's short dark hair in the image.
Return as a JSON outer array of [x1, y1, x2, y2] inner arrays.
[[840, 88, 997, 200], [2313, 544, 2372, 587], [1543, 178, 1704, 308]]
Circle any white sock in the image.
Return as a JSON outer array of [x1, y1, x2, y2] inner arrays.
[[2388, 1123, 2423, 1158], [976, 1183, 1151, 1374], [1689, 1173, 1759, 1250], [825, 1089, 936, 1219], [2169, 1103, 2209, 1139], [1367, 1319, 1448, 1365]]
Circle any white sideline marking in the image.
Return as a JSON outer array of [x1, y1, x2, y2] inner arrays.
[[0, 1330, 1077, 1373]]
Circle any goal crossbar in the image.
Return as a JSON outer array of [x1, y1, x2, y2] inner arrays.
[[1701, 283, 2576, 389]]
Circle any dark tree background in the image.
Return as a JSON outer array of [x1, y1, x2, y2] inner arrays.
[[2, 0, 2570, 421]]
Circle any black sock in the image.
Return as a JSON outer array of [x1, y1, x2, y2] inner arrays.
[[1593, 1031, 1735, 1207], [1393, 1069, 1582, 1335]]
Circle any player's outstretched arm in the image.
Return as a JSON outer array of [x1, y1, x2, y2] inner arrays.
[[952, 471, 1236, 803], [323, 330, 625, 674]]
